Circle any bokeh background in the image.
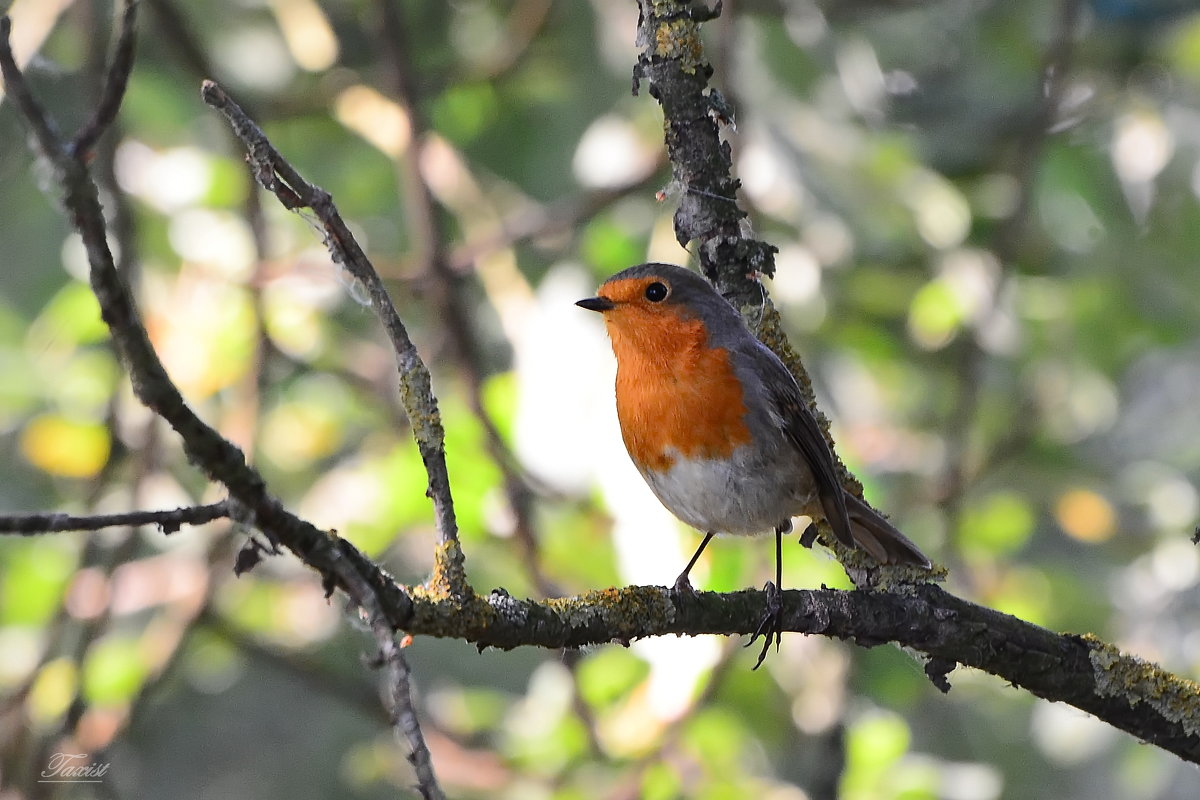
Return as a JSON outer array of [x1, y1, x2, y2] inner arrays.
[[2, 0, 1200, 798]]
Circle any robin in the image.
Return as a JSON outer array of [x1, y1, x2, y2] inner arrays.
[[577, 263, 930, 666]]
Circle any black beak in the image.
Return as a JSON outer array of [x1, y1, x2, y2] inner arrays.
[[576, 296, 615, 312]]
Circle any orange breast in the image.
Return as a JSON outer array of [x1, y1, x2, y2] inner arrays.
[[608, 310, 752, 472]]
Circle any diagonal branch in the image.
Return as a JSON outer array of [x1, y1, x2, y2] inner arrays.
[[200, 79, 468, 600]]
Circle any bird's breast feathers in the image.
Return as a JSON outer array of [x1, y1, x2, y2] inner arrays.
[[613, 344, 816, 534], [613, 342, 753, 470]]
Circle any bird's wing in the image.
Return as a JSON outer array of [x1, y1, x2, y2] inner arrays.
[[754, 343, 855, 549]]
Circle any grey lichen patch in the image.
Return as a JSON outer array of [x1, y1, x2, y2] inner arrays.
[[873, 561, 947, 591], [1087, 634, 1200, 738], [545, 586, 676, 641], [487, 588, 529, 627]]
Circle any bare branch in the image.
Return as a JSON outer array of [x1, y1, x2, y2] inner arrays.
[[381, 637, 444, 800], [632, 0, 774, 306], [200, 79, 468, 599], [0, 501, 231, 536]]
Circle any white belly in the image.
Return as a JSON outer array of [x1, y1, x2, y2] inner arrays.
[[638, 448, 814, 535]]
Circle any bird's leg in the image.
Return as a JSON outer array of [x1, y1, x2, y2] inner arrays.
[[673, 531, 715, 595], [747, 525, 786, 669]]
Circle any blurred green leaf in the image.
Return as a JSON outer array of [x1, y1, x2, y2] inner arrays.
[[641, 761, 682, 800], [582, 217, 644, 275], [83, 635, 148, 704], [433, 83, 500, 144], [959, 491, 1035, 557], [576, 647, 648, 710], [842, 711, 912, 799], [1, 539, 76, 625], [683, 707, 750, 772], [29, 282, 109, 349]]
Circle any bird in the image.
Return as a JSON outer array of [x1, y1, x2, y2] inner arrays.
[[577, 263, 931, 667]]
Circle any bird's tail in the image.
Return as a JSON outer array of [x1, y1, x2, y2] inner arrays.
[[844, 492, 931, 568]]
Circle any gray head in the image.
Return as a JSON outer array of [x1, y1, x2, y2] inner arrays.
[[575, 263, 749, 344]]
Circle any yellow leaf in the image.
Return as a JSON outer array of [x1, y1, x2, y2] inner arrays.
[[29, 658, 78, 724], [20, 414, 110, 478]]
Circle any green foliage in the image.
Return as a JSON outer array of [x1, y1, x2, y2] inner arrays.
[[3, 0, 1200, 798]]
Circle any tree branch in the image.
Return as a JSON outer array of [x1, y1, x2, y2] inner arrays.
[[199, 79, 468, 600], [1, 15, 449, 793], [388, 582, 1200, 763], [0, 2, 441, 771], [633, 0, 774, 305], [0, 502, 231, 536]]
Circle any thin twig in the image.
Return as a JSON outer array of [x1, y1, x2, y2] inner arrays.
[[383, 638, 444, 800], [70, 0, 139, 157], [0, 501, 231, 535], [329, 549, 446, 800], [143, 0, 219, 92], [0, 17, 67, 160]]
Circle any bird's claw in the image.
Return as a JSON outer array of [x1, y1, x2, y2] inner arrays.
[[745, 581, 783, 669]]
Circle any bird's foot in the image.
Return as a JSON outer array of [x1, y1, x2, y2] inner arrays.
[[746, 580, 783, 670], [671, 573, 698, 598]]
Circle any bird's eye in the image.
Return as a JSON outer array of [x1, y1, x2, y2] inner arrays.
[[644, 282, 668, 302]]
